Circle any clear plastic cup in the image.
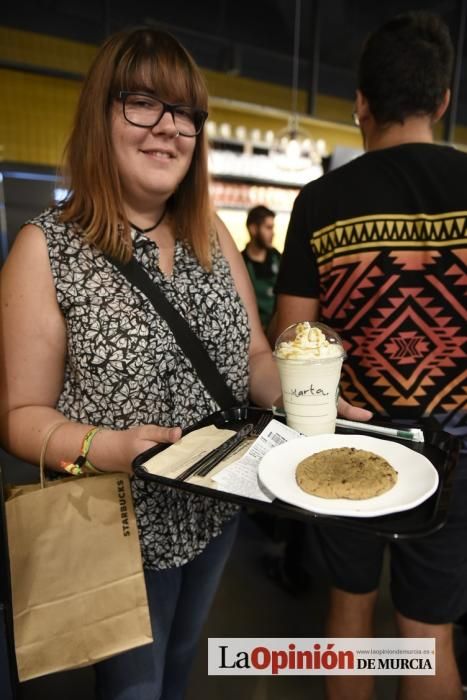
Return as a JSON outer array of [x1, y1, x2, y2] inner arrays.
[[274, 321, 346, 435]]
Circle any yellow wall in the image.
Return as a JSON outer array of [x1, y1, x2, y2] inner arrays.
[[1, 26, 466, 167], [1, 68, 77, 165], [0, 27, 97, 73]]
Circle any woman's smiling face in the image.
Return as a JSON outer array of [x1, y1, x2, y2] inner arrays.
[[111, 92, 196, 208]]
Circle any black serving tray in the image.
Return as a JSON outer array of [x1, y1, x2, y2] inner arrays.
[[132, 406, 460, 540]]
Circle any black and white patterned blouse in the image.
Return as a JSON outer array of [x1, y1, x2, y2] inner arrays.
[[30, 208, 250, 570]]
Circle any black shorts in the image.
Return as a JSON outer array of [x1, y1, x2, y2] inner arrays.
[[313, 469, 467, 625]]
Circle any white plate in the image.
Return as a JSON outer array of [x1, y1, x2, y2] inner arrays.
[[257, 434, 439, 517]]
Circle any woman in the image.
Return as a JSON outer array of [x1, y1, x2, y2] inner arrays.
[[0, 26, 285, 700], [0, 27, 368, 700]]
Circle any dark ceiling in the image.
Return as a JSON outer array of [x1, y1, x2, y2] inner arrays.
[[3, 0, 467, 123]]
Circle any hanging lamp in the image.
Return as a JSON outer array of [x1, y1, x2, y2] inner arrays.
[[271, 0, 321, 171]]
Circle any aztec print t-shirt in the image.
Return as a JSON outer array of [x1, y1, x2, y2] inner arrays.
[[276, 143, 467, 452], [30, 208, 250, 569]]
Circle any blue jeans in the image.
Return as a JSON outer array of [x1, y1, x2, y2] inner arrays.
[[94, 514, 239, 700]]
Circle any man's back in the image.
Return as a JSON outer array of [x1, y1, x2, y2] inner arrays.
[[276, 142, 467, 442], [301, 142, 467, 222]]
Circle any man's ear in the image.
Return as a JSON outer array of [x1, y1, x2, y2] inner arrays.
[[355, 90, 371, 123], [433, 89, 451, 123]]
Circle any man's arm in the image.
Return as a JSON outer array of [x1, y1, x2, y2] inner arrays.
[[269, 186, 321, 344], [270, 293, 320, 345]]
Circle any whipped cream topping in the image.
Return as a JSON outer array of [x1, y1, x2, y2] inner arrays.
[[275, 322, 343, 360]]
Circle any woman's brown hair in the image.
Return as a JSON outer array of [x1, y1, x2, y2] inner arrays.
[[60, 28, 213, 267]]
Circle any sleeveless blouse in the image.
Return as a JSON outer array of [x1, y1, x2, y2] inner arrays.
[[30, 208, 250, 569]]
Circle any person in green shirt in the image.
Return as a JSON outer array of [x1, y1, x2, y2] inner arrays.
[[241, 205, 281, 329]]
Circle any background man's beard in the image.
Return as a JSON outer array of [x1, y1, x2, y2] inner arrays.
[[255, 235, 271, 250]]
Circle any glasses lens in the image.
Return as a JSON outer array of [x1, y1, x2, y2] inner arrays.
[[124, 94, 163, 127], [121, 93, 206, 135], [173, 106, 202, 136]]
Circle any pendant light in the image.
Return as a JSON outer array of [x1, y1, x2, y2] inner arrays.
[[272, 0, 321, 171]]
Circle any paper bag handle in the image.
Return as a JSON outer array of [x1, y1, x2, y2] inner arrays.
[[39, 421, 68, 489]]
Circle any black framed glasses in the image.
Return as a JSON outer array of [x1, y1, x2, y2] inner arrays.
[[119, 91, 208, 137]]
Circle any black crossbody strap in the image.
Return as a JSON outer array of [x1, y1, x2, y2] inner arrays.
[[110, 256, 238, 410]]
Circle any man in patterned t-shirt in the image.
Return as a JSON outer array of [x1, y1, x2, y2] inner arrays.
[[274, 11, 466, 700]]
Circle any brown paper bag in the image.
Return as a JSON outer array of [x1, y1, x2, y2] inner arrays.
[[5, 472, 153, 681]]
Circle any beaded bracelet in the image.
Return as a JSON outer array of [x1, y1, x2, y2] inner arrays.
[[60, 426, 104, 476]]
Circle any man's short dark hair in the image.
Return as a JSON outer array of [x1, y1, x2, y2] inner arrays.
[[357, 11, 453, 125], [246, 205, 275, 229]]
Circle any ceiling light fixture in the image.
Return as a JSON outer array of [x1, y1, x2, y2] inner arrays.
[[272, 0, 322, 172]]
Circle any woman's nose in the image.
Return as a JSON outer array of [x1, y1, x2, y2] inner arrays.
[[151, 109, 178, 136]]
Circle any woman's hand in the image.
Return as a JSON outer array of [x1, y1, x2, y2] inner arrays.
[[337, 397, 373, 422], [91, 424, 183, 474]]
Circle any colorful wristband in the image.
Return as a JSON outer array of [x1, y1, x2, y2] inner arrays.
[[60, 427, 104, 475]]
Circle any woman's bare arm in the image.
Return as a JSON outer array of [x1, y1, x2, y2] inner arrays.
[[0, 225, 180, 473], [215, 216, 282, 408]]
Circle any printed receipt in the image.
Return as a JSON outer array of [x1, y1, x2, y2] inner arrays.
[[212, 418, 300, 502]]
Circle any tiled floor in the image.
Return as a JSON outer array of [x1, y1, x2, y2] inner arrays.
[[2, 449, 466, 700], [192, 514, 467, 699], [186, 512, 401, 700]]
